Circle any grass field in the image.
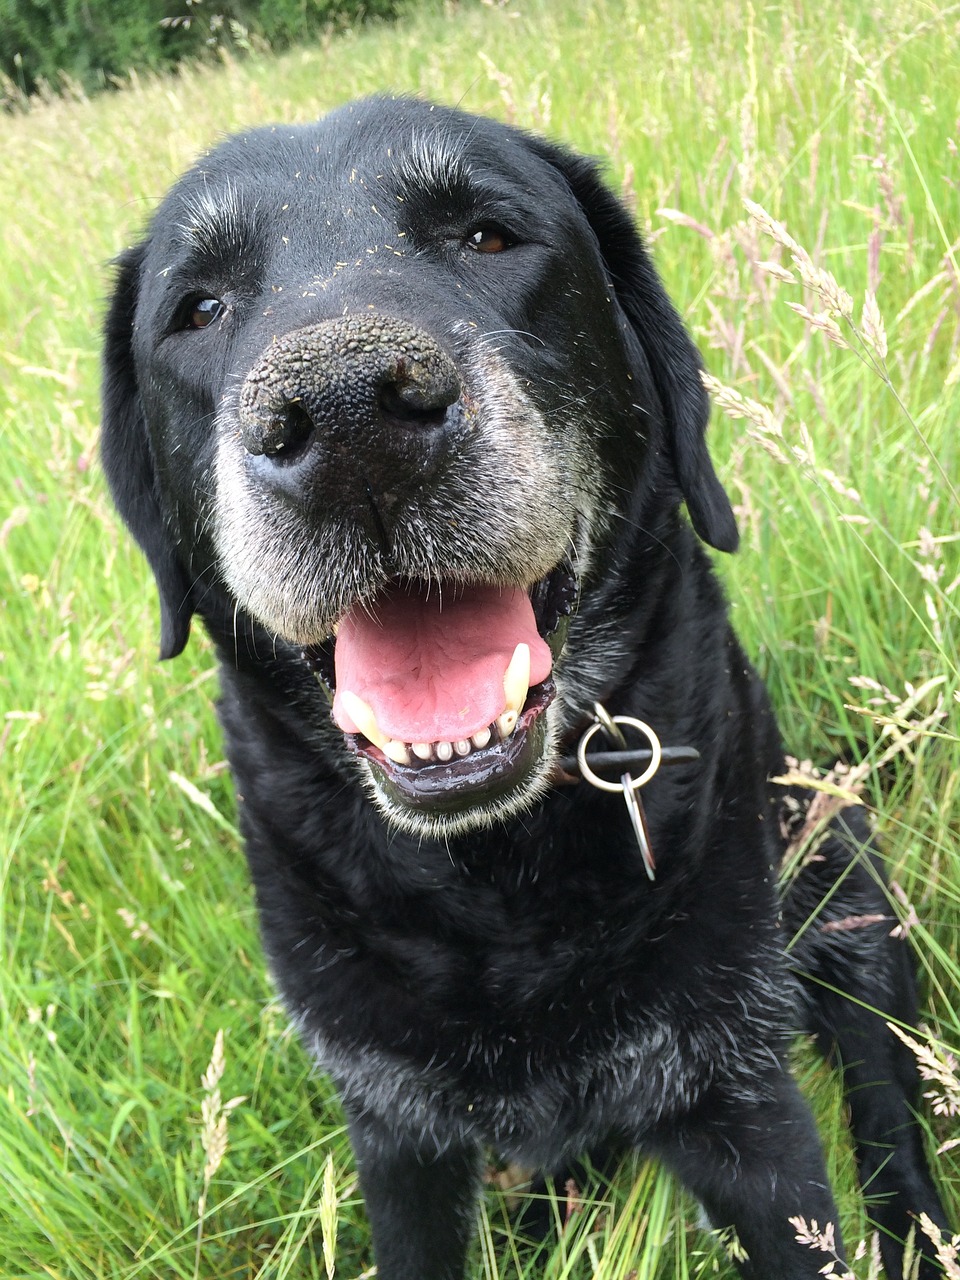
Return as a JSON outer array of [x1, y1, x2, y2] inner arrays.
[[1, 0, 958, 1275]]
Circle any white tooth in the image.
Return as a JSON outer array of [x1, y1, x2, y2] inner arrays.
[[454, 739, 471, 756], [471, 728, 491, 750], [412, 742, 434, 761], [435, 741, 453, 762], [339, 690, 388, 748], [383, 740, 411, 766], [496, 710, 518, 739], [502, 642, 530, 715]]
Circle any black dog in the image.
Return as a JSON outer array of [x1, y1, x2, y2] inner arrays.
[[102, 96, 949, 1278]]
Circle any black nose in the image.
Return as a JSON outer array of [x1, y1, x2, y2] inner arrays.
[[238, 315, 462, 460], [378, 356, 460, 427]]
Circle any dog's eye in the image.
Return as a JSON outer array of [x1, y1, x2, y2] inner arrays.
[[184, 298, 225, 330], [465, 226, 513, 254]]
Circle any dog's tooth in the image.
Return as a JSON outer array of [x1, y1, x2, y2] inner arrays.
[[383, 740, 411, 766], [411, 742, 434, 761], [502, 642, 530, 716], [471, 728, 491, 750], [454, 739, 471, 756], [496, 710, 518, 739], [435, 741, 453, 762], [339, 690, 388, 749]]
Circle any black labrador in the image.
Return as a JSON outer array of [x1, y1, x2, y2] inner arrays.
[[101, 96, 950, 1278]]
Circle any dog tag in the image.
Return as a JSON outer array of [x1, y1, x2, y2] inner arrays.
[[576, 704, 662, 881]]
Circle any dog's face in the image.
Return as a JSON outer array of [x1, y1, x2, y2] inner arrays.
[[102, 96, 736, 836]]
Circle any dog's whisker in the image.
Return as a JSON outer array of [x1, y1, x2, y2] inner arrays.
[[477, 327, 546, 347]]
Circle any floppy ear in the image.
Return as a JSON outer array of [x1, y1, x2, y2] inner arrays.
[[101, 244, 195, 658], [533, 142, 739, 553]]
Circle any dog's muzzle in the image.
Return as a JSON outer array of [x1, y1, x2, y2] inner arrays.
[[234, 314, 578, 828]]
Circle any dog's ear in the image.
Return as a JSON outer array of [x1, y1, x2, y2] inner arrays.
[[533, 142, 739, 553], [101, 244, 195, 658]]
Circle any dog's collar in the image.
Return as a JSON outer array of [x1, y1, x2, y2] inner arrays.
[[552, 703, 701, 880], [553, 705, 700, 784], [554, 739, 701, 782]]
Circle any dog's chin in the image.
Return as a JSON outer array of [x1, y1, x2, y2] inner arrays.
[[353, 694, 561, 839]]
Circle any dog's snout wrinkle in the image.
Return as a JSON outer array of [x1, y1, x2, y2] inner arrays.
[[363, 479, 394, 557]]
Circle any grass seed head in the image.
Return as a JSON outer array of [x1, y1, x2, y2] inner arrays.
[[860, 290, 888, 360]]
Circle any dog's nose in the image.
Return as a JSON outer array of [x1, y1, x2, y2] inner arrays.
[[238, 315, 461, 460]]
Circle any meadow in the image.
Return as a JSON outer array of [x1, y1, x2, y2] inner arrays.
[[1, 0, 958, 1275]]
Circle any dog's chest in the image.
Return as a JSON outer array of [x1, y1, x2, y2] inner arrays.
[[248, 769, 788, 1163], [276, 869, 783, 1165], [296, 987, 710, 1165]]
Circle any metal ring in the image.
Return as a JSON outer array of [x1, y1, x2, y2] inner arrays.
[[592, 700, 628, 750], [576, 716, 663, 792]]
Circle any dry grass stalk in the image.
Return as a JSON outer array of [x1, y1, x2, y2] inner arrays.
[[194, 1029, 246, 1279], [775, 756, 864, 882], [776, 674, 948, 885], [701, 370, 863, 507], [789, 1216, 867, 1280], [887, 1023, 960, 1125], [199, 1029, 245, 1185], [743, 197, 902, 367], [861, 290, 888, 360], [756, 258, 796, 284], [917, 1213, 960, 1278], [844, 675, 950, 779]]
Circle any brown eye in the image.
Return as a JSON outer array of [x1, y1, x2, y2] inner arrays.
[[466, 227, 512, 254], [187, 298, 224, 329]]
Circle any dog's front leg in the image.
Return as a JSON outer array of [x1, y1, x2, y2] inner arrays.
[[347, 1111, 482, 1280], [655, 1069, 841, 1279]]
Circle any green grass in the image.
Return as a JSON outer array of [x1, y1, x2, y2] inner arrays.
[[1, 0, 958, 1275]]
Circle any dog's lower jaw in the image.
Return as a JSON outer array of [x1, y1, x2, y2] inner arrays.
[[356, 701, 564, 840]]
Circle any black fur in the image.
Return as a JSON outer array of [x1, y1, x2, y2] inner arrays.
[[101, 96, 949, 1278]]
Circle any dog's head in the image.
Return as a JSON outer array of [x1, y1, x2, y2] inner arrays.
[[102, 95, 736, 837]]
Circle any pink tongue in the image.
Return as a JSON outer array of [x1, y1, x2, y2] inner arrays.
[[332, 583, 552, 744]]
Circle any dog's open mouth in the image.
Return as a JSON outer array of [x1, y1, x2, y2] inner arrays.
[[303, 566, 577, 814]]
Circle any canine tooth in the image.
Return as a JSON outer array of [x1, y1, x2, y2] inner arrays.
[[339, 690, 388, 749], [496, 710, 518, 739], [383, 740, 411, 766], [502, 642, 530, 716], [454, 739, 471, 756], [435, 741, 453, 762], [411, 742, 434, 761], [471, 728, 491, 750]]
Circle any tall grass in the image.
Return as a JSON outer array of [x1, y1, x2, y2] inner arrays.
[[1, 0, 957, 1275]]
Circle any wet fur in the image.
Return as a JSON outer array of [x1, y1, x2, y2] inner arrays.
[[102, 96, 948, 1278]]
